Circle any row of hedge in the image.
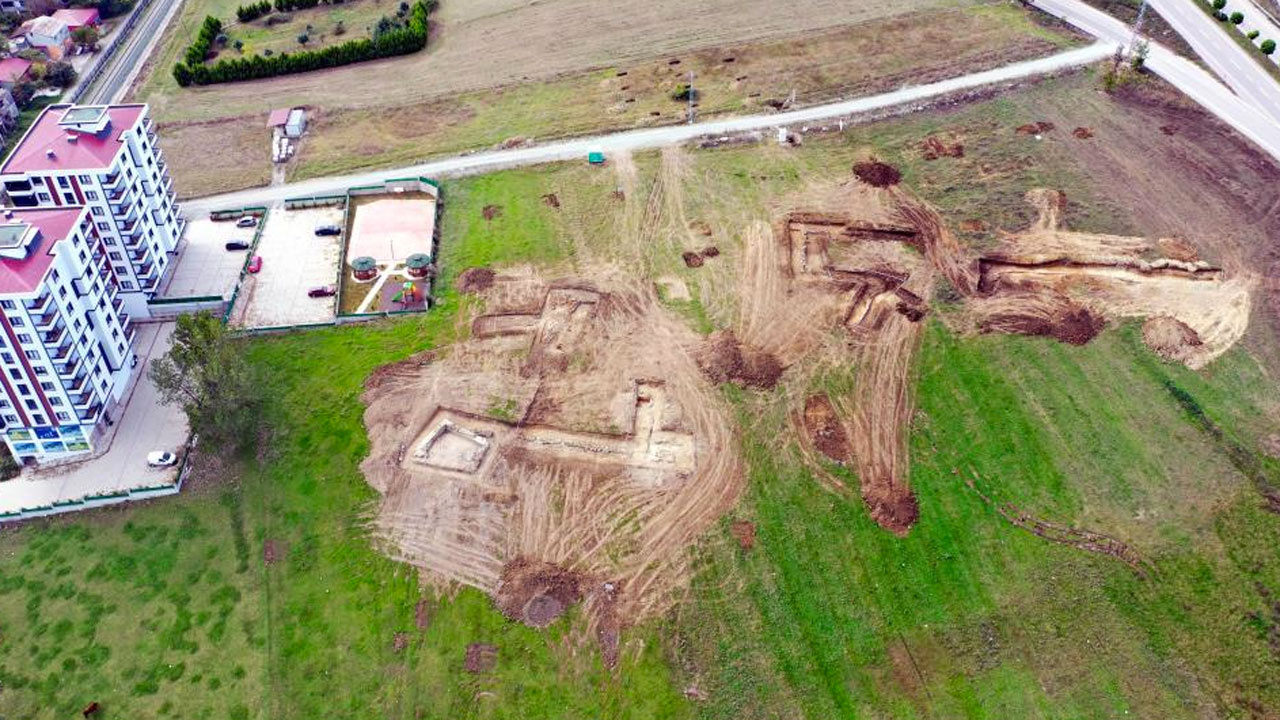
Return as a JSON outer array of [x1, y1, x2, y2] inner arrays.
[[235, 0, 272, 22], [173, 1, 430, 86]]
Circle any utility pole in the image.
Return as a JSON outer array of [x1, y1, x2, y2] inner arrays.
[[687, 70, 695, 124], [1128, 0, 1149, 56]]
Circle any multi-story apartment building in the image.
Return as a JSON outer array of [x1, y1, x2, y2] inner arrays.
[[0, 205, 135, 463], [0, 104, 183, 321], [0, 103, 184, 465]]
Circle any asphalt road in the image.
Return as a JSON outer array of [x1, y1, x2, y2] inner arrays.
[[1032, 0, 1280, 159], [182, 42, 1113, 215], [1146, 0, 1280, 124], [78, 0, 184, 105]]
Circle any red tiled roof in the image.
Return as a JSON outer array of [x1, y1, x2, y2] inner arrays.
[[51, 8, 100, 28], [267, 108, 291, 127], [0, 58, 32, 84], [0, 104, 144, 174], [0, 207, 85, 295]]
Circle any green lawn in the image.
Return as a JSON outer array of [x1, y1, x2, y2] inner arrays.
[[2, 76, 1279, 717], [221, 1, 400, 59]]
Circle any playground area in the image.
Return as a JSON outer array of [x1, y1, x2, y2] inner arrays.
[[341, 187, 438, 314]]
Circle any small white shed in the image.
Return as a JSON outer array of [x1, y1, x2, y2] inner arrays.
[[284, 108, 307, 139]]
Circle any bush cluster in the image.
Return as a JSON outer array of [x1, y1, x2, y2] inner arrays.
[[235, 0, 272, 22], [173, 1, 430, 87]]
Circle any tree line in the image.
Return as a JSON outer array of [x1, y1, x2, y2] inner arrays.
[[173, 0, 430, 87]]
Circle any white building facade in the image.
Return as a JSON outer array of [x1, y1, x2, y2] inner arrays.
[[1, 104, 185, 321], [0, 206, 135, 464]]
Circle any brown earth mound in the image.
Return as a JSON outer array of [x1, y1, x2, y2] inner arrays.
[[1072, 126, 1094, 139], [682, 251, 705, 268], [482, 204, 503, 221], [730, 520, 756, 550], [853, 160, 901, 188], [1016, 121, 1055, 135], [495, 558, 585, 628], [414, 599, 431, 629], [262, 539, 283, 566], [803, 394, 852, 463], [921, 136, 964, 160], [464, 643, 498, 673], [865, 491, 920, 536], [1156, 237, 1199, 262], [977, 295, 1105, 345], [542, 193, 561, 208], [959, 219, 987, 232], [456, 267, 495, 294], [1142, 316, 1203, 363], [701, 246, 720, 259], [695, 330, 784, 389]]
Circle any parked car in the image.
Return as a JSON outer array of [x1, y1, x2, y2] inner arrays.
[[146, 451, 177, 467], [307, 285, 337, 298], [247, 256, 263, 273], [314, 224, 342, 236], [236, 216, 258, 228], [225, 240, 250, 251]]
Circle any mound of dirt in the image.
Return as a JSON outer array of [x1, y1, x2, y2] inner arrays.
[[482, 204, 503, 221], [865, 489, 919, 535], [730, 520, 756, 550], [853, 160, 901, 188], [1156, 237, 1199, 262], [959, 219, 987, 233], [977, 296, 1105, 346], [1072, 126, 1094, 139], [542, 193, 561, 208], [921, 136, 964, 160], [700, 246, 720, 259], [1142, 316, 1203, 363], [495, 558, 585, 628], [464, 643, 498, 673], [456, 267, 495, 294], [695, 330, 784, 389], [803, 394, 852, 463], [262, 539, 283, 566], [1016, 121, 1055, 135], [682, 251, 705, 268]]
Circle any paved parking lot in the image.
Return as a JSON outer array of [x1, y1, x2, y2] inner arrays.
[[228, 205, 343, 329], [0, 323, 190, 516], [159, 217, 256, 299]]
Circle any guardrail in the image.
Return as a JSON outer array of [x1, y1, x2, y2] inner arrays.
[[69, 0, 156, 104]]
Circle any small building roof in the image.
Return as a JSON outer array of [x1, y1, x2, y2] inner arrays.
[[0, 207, 85, 295], [0, 58, 32, 84], [17, 15, 69, 38], [51, 8, 100, 28], [267, 108, 291, 127]]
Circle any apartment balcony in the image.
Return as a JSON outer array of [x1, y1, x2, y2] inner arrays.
[[136, 262, 156, 279], [128, 247, 149, 264], [117, 217, 140, 237], [111, 295, 123, 315], [77, 403, 103, 424], [62, 371, 87, 395], [102, 171, 124, 193], [72, 389, 96, 410], [3, 178, 33, 194], [57, 354, 83, 380], [50, 343, 72, 361], [33, 310, 58, 331], [23, 293, 53, 314], [112, 201, 139, 223], [40, 322, 68, 347]]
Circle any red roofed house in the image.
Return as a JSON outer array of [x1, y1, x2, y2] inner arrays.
[[0, 204, 137, 463], [0, 57, 32, 89], [51, 7, 101, 32]]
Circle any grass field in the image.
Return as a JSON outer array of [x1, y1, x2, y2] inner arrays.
[[3, 73, 1280, 717], [142, 0, 1084, 198], [219, 0, 395, 58]]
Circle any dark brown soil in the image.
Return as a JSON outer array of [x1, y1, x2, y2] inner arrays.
[[456, 267, 496, 294], [1156, 237, 1199, 262], [980, 298, 1105, 345], [802, 394, 852, 463], [853, 160, 902, 188], [730, 520, 756, 550], [393, 632, 409, 653], [865, 489, 920, 535], [610, 189, 625, 201], [262, 539, 283, 566], [959, 219, 987, 232], [700, 246, 720, 259], [542, 193, 561, 208], [1159, 124, 1177, 136], [1263, 488, 1280, 515], [1072, 126, 1094, 139], [682, 251, 704, 268], [1015, 121, 1055, 135], [695, 330, 784, 389], [921, 136, 964, 160], [495, 558, 584, 628], [414, 598, 431, 630], [482, 204, 502, 221], [1142, 316, 1203, 362], [464, 643, 498, 673]]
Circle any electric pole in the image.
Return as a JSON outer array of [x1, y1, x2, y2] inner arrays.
[[687, 70, 695, 124]]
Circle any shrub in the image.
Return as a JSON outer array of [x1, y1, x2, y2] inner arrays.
[[1212, 0, 1226, 9], [1262, 38, 1277, 54], [235, 0, 272, 22], [334, 20, 345, 35], [297, 32, 309, 44], [1248, 29, 1260, 39], [43, 61, 77, 88], [234, 39, 244, 51], [1230, 11, 1244, 23]]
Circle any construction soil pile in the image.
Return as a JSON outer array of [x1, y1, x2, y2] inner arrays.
[[852, 160, 902, 188], [360, 271, 742, 662], [456, 267, 495, 294]]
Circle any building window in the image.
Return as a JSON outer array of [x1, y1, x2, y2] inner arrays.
[[92, 207, 104, 216], [0, 400, 7, 408], [0, 352, 11, 363], [86, 191, 98, 201], [15, 333, 30, 344], [3, 414, 17, 424], [114, 265, 128, 275], [33, 367, 46, 377], [24, 399, 35, 410], [31, 414, 44, 425], [62, 193, 74, 204], [23, 351, 37, 360], [109, 252, 122, 261], [55, 412, 70, 422], [50, 270, 58, 281], [79, 175, 90, 183], [39, 382, 53, 391], [49, 396, 62, 406], [97, 222, 110, 230], [37, 193, 50, 203], [8, 369, 19, 380], [9, 317, 22, 327], [0, 301, 12, 310], [120, 281, 134, 290], [16, 384, 27, 394]]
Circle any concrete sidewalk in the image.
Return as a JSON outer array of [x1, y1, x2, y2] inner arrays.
[[0, 322, 190, 519]]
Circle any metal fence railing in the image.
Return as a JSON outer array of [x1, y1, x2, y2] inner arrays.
[[69, 0, 157, 104]]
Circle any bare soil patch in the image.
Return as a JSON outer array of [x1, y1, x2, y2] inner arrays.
[[393, 632, 409, 653], [414, 598, 431, 629], [542, 193, 561, 209], [695, 330, 784, 389], [683, 251, 705, 268], [802, 394, 852, 464], [496, 558, 585, 628], [482, 205, 503, 221], [1015, 120, 1055, 135], [262, 539, 284, 566], [1072, 126, 1094, 139], [464, 643, 498, 673], [921, 136, 964, 160], [853, 160, 902, 188], [1142, 316, 1204, 365], [456, 267, 495, 294], [730, 520, 756, 551]]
